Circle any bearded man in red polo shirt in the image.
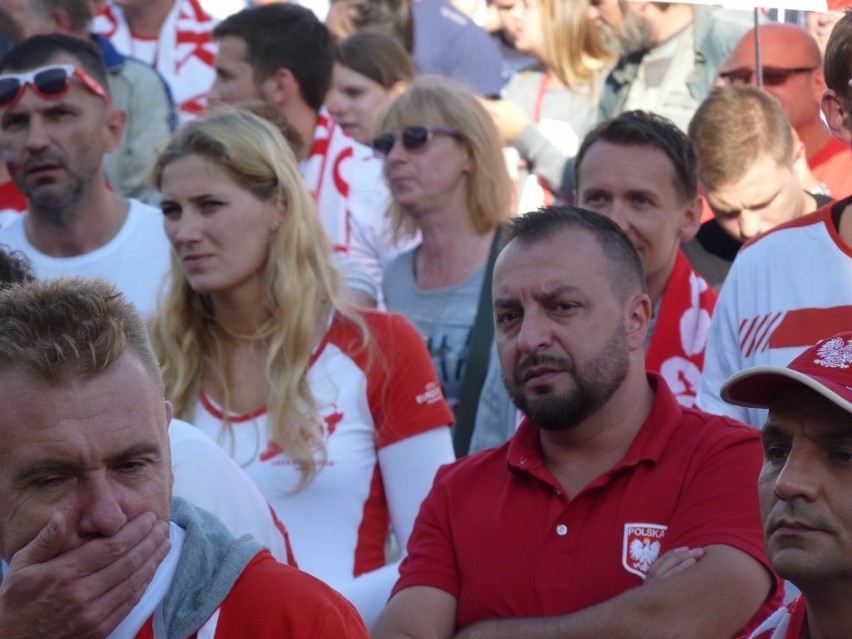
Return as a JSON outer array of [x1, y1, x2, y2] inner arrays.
[[374, 205, 781, 639]]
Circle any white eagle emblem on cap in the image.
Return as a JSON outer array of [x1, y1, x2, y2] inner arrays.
[[814, 337, 852, 369], [622, 523, 667, 579]]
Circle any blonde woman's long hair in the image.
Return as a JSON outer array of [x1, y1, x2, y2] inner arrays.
[[149, 106, 365, 489], [541, 0, 614, 90]]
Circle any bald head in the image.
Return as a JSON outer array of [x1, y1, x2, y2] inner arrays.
[[723, 24, 824, 132]]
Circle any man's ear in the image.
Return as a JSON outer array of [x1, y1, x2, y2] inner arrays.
[[625, 292, 652, 352], [102, 108, 127, 154], [822, 88, 852, 144], [262, 68, 298, 109], [677, 194, 703, 243]]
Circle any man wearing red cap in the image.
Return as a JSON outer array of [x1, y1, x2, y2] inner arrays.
[[721, 331, 852, 639]]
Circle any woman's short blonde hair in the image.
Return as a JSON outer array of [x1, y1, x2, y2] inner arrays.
[[373, 76, 512, 241]]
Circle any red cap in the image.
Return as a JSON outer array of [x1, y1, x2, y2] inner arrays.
[[828, 0, 852, 10], [721, 331, 852, 414]]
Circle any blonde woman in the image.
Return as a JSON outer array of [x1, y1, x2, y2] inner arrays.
[[149, 107, 454, 628]]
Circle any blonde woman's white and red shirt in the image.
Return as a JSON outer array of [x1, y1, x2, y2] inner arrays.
[[190, 310, 455, 627]]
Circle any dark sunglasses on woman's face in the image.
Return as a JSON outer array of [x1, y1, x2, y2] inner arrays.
[[372, 125, 463, 158], [0, 64, 111, 109], [718, 66, 817, 87]]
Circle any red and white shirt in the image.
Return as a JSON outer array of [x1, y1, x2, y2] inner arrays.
[[301, 112, 408, 302], [737, 596, 807, 639], [697, 201, 852, 427], [191, 310, 454, 624], [94, 0, 217, 123]]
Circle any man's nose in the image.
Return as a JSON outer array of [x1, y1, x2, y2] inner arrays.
[[76, 475, 128, 539]]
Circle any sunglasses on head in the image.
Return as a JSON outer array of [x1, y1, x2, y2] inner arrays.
[[0, 64, 111, 109], [719, 66, 817, 87], [372, 125, 463, 158]]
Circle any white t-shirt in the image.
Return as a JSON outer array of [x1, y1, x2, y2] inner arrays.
[[0, 199, 170, 318], [169, 419, 290, 563]]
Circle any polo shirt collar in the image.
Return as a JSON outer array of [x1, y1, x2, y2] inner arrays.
[[506, 372, 683, 484]]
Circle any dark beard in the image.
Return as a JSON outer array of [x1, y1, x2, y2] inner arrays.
[[502, 323, 629, 431]]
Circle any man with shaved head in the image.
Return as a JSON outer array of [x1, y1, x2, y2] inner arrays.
[[721, 23, 852, 199]]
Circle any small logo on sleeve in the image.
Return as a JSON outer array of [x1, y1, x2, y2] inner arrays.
[[622, 523, 668, 579], [415, 382, 444, 405]]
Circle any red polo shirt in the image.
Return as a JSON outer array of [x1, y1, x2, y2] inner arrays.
[[395, 374, 781, 631]]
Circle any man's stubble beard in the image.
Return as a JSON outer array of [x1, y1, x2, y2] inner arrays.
[[503, 321, 630, 431]]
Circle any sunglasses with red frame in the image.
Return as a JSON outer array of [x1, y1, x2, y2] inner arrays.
[[0, 64, 111, 109]]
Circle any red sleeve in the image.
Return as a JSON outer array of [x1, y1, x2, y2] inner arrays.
[[214, 552, 370, 638], [391, 464, 461, 598], [662, 421, 784, 628], [363, 312, 454, 447]]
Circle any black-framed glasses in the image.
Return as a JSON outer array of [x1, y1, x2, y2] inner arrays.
[[0, 64, 111, 109], [372, 125, 463, 158], [719, 66, 817, 87]]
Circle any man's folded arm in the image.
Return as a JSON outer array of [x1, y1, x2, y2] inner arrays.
[[373, 543, 772, 639]]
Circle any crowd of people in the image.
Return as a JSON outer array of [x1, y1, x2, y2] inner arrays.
[[0, 0, 849, 637]]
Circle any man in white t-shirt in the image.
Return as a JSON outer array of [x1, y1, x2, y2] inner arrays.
[[0, 33, 171, 318], [208, 3, 403, 306]]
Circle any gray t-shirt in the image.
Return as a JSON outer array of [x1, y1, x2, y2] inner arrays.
[[382, 248, 484, 414]]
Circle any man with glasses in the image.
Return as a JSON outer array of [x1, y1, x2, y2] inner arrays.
[[0, 33, 170, 319], [697, 14, 852, 428], [721, 23, 852, 200], [1, 0, 175, 204]]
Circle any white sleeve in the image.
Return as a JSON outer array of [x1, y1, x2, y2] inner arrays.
[[168, 419, 291, 563], [696, 272, 752, 425], [333, 426, 454, 629]]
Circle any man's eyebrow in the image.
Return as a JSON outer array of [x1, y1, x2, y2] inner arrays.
[[13, 460, 80, 485], [105, 443, 163, 466], [13, 444, 163, 484], [494, 285, 582, 308]]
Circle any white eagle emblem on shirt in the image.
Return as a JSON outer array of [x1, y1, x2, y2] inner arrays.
[[629, 538, 661, 573], [622, 523, 668, 579]]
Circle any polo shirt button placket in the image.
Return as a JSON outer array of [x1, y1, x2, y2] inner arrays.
[[556, 524, 568, 536]]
